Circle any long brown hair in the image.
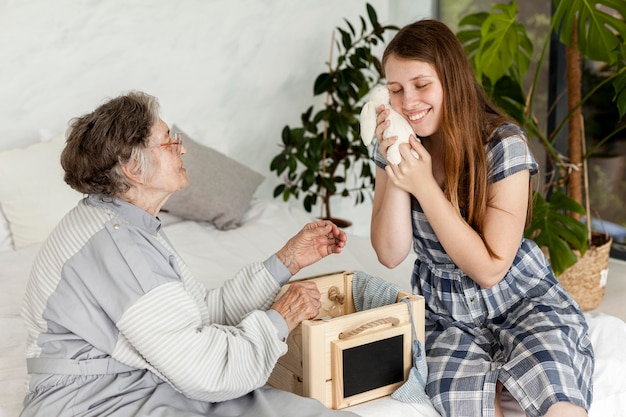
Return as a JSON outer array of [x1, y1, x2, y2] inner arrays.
[[382, 19, 511, 235]]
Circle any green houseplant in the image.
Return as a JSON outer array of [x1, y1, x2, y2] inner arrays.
[[270, 4, 398, 225], [456, 0, 626, 277]]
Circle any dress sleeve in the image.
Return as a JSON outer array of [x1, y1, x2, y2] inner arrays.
[[486, 126, 538, 184], [371, 141, 388, 169]]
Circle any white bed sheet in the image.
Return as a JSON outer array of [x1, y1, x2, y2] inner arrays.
[[165, 198, 416, 289], [1, 199, 625, 417]]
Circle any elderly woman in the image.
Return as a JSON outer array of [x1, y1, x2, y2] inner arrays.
[[20, 91, 356, 417]]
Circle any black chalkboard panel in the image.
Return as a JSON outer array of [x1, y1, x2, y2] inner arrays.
[[341, 334, 405, 398]]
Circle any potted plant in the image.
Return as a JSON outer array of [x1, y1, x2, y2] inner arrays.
[[456, 0, 626, 308], [269, 3, 398, 226]]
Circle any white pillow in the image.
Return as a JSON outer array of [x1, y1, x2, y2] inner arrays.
[[0, 134, 84, 249]]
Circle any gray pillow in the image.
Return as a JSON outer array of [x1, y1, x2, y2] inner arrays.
[[162, 125, 264, 229]]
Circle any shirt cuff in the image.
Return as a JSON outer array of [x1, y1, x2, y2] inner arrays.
[[266, 309, 289, 342], [263, 254, 292, 286]]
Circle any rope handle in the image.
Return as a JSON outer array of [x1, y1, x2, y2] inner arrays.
[[327, 285, 345, 304], [338, 317, 400, 340]]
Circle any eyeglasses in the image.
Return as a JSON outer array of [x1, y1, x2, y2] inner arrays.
[[159, 131, 183, 155]]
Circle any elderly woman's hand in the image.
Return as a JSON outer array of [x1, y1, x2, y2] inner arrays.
[[270, 280, 321, 332], [276, 220, 347, 276]]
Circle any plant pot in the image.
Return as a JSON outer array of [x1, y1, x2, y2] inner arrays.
[[557, 232, 613, 311]]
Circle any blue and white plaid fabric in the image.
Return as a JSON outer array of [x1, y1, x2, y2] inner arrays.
[[372, 123, 594, 417], [352, 271, 400, 310]]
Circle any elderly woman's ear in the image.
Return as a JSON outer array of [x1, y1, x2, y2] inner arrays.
[[121, 160, 145, 186]]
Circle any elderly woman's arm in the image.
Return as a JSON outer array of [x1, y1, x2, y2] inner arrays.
[[114, 266, 287, 403], [113, 220, 347, 403]]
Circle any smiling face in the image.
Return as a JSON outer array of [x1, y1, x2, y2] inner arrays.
[[384, 55, 443, 139]]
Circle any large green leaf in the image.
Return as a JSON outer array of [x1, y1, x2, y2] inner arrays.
[[458, 12, 489, 52], [458, 3, 532, 127], [524, 190, 588, 275], [471, 2, 533, 87], [458, 3, 532, 93], [552, 0, 626, 63]]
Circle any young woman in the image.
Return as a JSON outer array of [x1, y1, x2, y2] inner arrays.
[[369, 19, 593, 417]]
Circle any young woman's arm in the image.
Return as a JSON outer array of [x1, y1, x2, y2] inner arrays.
[[370, 166, 413, 268], [420, 170, 529, 288]]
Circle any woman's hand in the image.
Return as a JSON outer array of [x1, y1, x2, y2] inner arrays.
[[385, 136, 437, 200], [276, 220, 347, 276], [270, 281, 321, 332]]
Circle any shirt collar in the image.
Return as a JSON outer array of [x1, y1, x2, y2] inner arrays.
[[86, 194, 162, 234]]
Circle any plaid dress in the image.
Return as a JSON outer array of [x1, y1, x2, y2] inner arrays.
[[372, 123, 594, 417]]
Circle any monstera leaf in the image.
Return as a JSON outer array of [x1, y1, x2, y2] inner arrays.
[[524, 189, 588, 275], [458, 2, 532, 89], [457, 2, 534, 131], [552, 0, 626, 63]]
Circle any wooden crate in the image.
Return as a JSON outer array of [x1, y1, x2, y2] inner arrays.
[[267, 271, 425, 409]]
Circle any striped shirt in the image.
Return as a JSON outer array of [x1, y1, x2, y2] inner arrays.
[[21, 194, 290, 407]]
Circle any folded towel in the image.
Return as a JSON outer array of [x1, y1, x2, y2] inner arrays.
[[352, 270, 400, 311]]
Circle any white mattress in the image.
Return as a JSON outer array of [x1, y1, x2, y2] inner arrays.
[[1, 199, 625, 417]]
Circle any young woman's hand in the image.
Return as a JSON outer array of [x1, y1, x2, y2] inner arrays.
[[385, 135, 437, 200]]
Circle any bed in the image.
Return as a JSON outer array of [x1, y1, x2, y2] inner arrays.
[[1, 131, 626, 417]]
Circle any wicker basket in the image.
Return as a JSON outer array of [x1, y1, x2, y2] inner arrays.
[[556, 233, 613, 311]]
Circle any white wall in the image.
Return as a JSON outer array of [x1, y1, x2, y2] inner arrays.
[[0, 0, 433, 236]]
